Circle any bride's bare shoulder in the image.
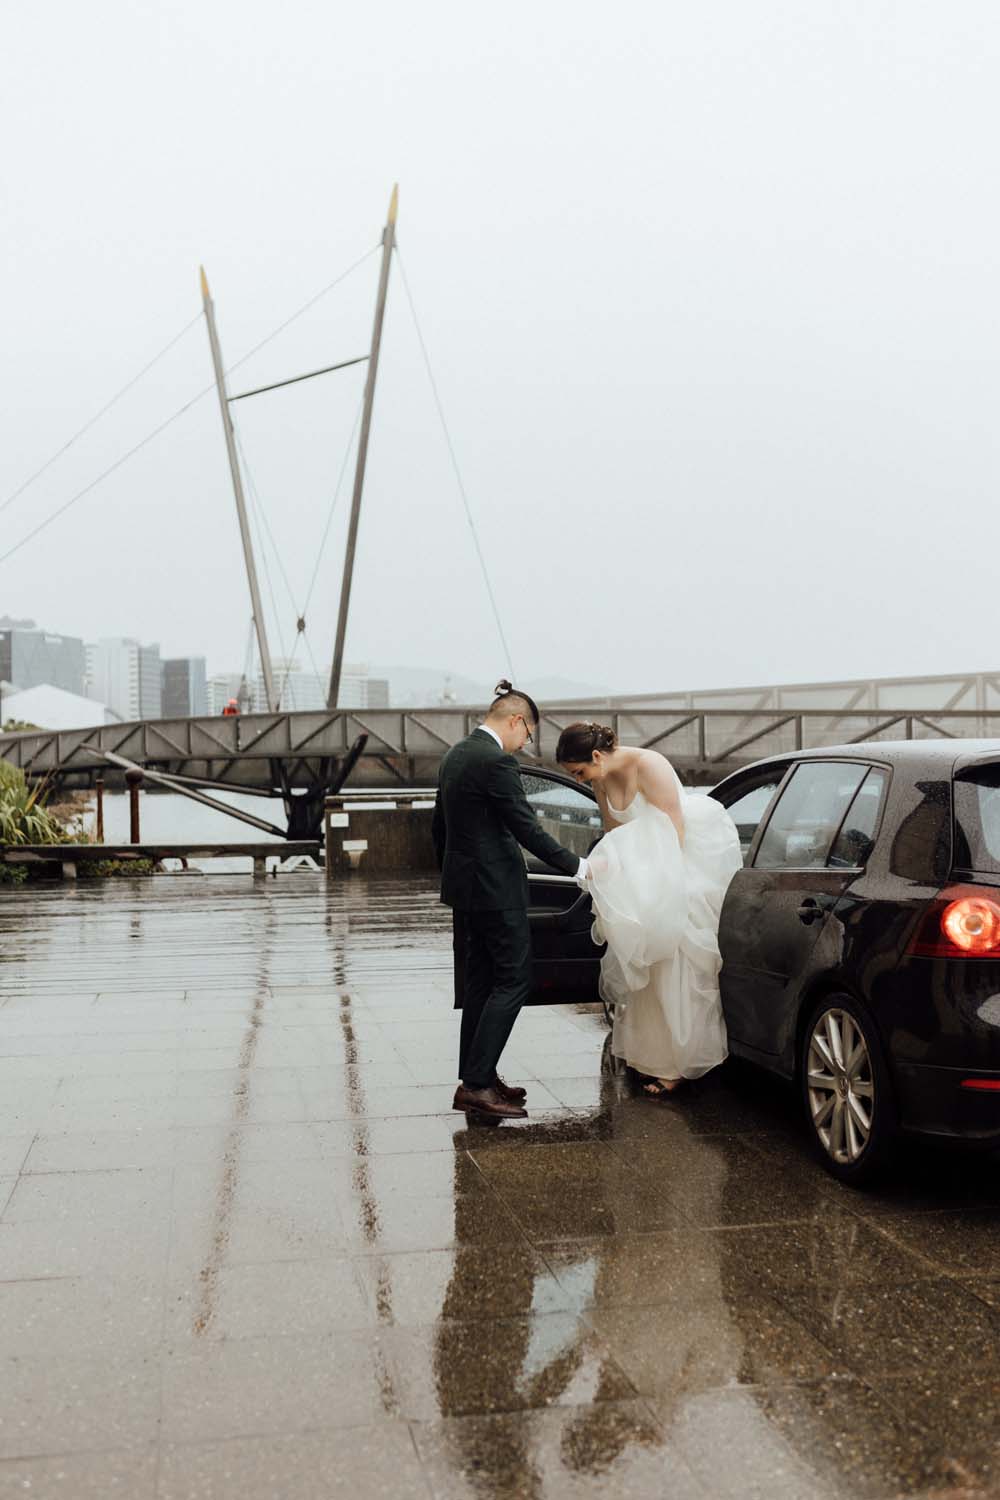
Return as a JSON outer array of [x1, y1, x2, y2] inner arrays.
[[635, 747, 675, 775], [636, 749, 680, 796]]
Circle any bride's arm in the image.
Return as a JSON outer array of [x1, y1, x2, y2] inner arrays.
[[637, 754, 685, 846], [592, 782, 614, 834]]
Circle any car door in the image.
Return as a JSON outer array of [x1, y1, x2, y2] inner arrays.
[[709, 762, 793, 865], [520, 768, 605, 1003], [716, 759, 884, 1064]]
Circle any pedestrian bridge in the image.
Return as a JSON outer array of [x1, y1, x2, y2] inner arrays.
[[3, 702, 999, 794]]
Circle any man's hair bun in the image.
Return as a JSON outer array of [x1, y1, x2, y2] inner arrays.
[[487, 678, 540, 727]]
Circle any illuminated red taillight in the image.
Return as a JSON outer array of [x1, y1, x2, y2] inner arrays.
[[960, 1078, 1000, 1091], [907, 884, 1000, 958]]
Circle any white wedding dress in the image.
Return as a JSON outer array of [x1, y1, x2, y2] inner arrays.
[[588, 773, 743, 1081]]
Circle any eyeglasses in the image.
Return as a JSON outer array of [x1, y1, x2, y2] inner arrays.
[[517, 715, 534, 745]]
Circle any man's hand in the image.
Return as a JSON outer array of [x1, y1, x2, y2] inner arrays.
[[575, 854, 608, 888]]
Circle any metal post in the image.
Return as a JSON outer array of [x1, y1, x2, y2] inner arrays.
[[126, 768, 143, 844], [95, 775, 104, 843], [328, 185, 398, 709], [200, 268, 277, 713]]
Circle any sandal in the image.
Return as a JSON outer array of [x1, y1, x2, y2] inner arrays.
[[642, 1077, 684, 1098]]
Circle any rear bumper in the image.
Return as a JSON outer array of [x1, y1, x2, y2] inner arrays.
[[893, 1060, 1000, 1142]]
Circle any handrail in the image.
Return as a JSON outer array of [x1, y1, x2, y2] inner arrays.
[[3, 705, 999, 785]]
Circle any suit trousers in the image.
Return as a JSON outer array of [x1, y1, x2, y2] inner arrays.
[[458, 907, 532, 1089]]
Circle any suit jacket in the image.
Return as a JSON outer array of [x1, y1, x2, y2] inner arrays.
[[432, 728, 579, 910]]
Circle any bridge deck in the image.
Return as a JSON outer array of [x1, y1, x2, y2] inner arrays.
[[4, 704, 1000, 790], [1, 874, 997, 1494]]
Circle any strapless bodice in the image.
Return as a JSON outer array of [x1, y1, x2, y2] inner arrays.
[[607, 789, 646, 824]]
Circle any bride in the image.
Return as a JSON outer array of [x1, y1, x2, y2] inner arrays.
[[556, 722, 742, 1096]]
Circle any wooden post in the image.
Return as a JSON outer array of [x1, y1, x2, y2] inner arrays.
[[125, 768, 143, 844], [327, 186, 398, 709], [201, 267, 278, 713], [95, 775, 105, 843]]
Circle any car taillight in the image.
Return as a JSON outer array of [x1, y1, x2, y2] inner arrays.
[[907, 884, 1000, 958]]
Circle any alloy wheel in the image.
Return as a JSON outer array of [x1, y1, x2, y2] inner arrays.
[[806, 1007, 875, 1165]]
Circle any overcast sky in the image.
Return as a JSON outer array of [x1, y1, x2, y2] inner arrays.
[[2, 1, 998, 696]]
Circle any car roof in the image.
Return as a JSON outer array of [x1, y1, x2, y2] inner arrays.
[[742, 738, 1000, 775]]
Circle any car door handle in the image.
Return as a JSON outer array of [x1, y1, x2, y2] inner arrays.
[[797, 899, 825, 924], [531, 889, 592, 930]]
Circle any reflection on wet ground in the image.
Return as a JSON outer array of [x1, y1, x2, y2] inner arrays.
[[2, 876, 1000, 1497]]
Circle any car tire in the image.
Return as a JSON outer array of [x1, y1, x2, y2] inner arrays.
[[799, 993, 896, 1185]]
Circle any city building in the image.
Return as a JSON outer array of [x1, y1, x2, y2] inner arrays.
[[203, 660, 391, 717], [161, 657, 208, 718], [86, 638, 162, 722], [346, 666, 389, 711], [254, 661, 391, 712], [258, 660, 327, 713], [0, 621, 85, 696], [206, 673, 255, 715], [338, 663, 390, 710]]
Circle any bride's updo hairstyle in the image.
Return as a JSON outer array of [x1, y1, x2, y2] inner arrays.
[[556, 721, 618, 763], [488, 678, 540, 726]]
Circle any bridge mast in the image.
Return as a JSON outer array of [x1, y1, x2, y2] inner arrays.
[[200, 268, 278, 714], [327, 185, 398, 709]]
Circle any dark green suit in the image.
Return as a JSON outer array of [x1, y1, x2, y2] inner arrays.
[[432, 728, 579, 1088]]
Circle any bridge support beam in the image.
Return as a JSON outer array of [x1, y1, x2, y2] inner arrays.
[[200, 267, 277, 713], [328, 187, 398, 709]]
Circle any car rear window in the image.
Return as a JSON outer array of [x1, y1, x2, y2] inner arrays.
[[828, 767, 889, 868], [953, 764, 1000, 874]]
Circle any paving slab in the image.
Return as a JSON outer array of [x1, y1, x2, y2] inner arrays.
[[2, 873, 1000, 1499]]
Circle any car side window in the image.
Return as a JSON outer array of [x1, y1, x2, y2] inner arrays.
[[520, 773, 603, 858], [827, 768, 888, 868], [755, 762, 868, 871], [718, 776, 786, 864]]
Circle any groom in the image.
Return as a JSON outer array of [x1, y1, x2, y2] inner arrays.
[[432, 682, 589, 1120]]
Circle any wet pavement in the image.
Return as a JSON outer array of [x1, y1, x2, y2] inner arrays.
[[2, 874, 1000, 1498]]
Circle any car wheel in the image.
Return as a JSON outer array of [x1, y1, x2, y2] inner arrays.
[[800, 993, 895, 1185]]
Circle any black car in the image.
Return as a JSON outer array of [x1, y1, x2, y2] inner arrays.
[[515, 741, 1000, 1183]]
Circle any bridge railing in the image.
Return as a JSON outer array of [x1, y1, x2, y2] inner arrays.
[[2, 706, 999, 786]]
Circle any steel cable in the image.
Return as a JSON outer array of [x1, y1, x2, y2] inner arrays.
[[232, 421, 300, 623], [394, 245, 515, 678], [300, 394, 364, 622], [0, 244, 380, 569], [244, 473, 291, 710], [0, 310, 204, 517]]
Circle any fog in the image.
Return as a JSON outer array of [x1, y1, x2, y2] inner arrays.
[[2, 1, 997, 696]]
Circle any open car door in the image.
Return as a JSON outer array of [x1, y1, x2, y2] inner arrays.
[[451, 765, 604, 1009], [520, 767, 604, 1003]]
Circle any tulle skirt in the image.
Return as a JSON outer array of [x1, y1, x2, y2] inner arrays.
[[588, 794, 742, 1081]]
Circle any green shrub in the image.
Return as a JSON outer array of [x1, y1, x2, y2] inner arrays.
[[79, 858, 155, 879], [0, 763, 70, 846]]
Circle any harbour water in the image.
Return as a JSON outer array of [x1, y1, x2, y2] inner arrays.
[[84, 790, 294, 873]]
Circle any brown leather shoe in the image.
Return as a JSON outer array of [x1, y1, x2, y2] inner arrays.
[[453, 1084, 528, 1119], [494, 1075, 527, 1103]]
